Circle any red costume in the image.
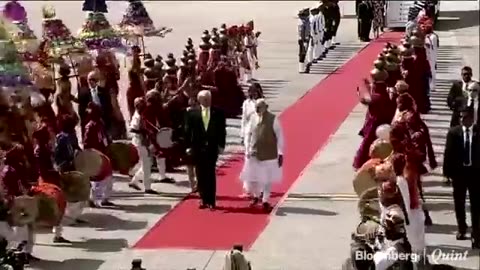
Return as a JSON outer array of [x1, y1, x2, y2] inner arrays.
[[1, 145, 31, 201], [83, 104, 109, 154], [353, 81, 396, 169], [213, 60, 245, 117], [410, 46, 432, 114], [126, 71, 145, 119]]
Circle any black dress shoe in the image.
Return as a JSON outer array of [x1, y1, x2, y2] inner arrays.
[[53, 236, 71, 243], [199, 204, 207, 209], [145, 189, 160, 195], [101, 200, 115, 207], [208, 205, 216, 210], [26, 253, 40, 263], [128, 183, 141, 191], [249, 197, 259, 207], [424, 210, 433, 226], [472, 240, 480, 249], [159, 177, 176, 184], [262, 202, 272, 212], [456, 232, 467, 240], [75, 218, 88, 224]]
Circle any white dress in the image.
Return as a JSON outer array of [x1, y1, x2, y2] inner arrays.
[[425, 33, 438, 91], [240, 113, 284, 185], [240, 98, 257, 139]]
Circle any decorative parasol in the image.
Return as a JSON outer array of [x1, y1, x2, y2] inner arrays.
[[77, 12, 125, 51], [40, 5, 86, 60], [2, 0, 27, 23], [116, 0, 172, 38]]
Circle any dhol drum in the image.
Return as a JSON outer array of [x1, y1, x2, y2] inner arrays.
[[9, 195, 39, 226], [106, 142, 139, 174], [59, 171, 91, 202], [369, 139, 393, 160], [353, 158, 383, 197], [156, 127, 174, 148], [358, 187, 380, 219], [74, 149, 112, 181], [30, 183, 66, 227]]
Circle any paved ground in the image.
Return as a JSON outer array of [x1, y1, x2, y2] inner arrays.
[[16, 1, 480, 269]]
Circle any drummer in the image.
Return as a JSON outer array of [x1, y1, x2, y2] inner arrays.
[[33, 125, 75, 244], [0, 144, 40, 262], [83, 103, 115, 207], [128, 97, 160, 194]]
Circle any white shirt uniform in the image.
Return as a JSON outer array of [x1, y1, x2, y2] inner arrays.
[[425, 33, 438, 90], [129, 111, 145, 147], [240, 113, 284, 185], [315, 11, 325, 58], [306, 14, 317, 63]]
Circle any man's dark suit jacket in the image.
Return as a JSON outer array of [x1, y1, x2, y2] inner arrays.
[[443, 124, 480, 178], [184, 107, 226, 161], [447, 80, 480, 127], [78, 87, 112, 128]]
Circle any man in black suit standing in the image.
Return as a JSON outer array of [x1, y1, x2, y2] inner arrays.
[[443, 109, 480, 249], [447, 66, 476, 127], [356, 0, 373, 42], [78, 71, 113, 136], [184, 90, 226, 209]]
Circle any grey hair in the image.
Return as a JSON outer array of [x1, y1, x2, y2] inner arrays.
[[197, 90, 211, 98]]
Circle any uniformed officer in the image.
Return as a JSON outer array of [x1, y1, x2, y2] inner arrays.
[[315, 5, 326, 60], [306, 6, 320, 66], [297, 8, 310, 73]]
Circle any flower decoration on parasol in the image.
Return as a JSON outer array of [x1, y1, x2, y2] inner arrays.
[[0, 24, 33, 87], [0, 15, 37, 62], [116, 0, 172, 38], [78, 12, 125, 51], [2, 0, 27, 23], [41, 5, 86, 59]]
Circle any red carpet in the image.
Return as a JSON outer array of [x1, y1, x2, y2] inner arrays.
[[134, 32, 403, 250]]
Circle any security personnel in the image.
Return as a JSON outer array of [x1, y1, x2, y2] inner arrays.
[[297, 8, 310, 73], [330, 0, 341, 46], [315, 5, 326, 61], [319, 0, 333, 54], [306, 7, 320, 66]]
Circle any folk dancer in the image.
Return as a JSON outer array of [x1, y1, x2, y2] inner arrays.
[[240, 83, 264, 197], [410, 35, 432, 114], [243, 26, 257, 83], [83, 103, 114, 207], [32, 124, 71, 243], [1, 144, 39, 262], [297, 8, 310, 73], [128, 98, 160, 194], [353, 72, 396, 170], [373, 205, 414, 270], [213, 56, 245, 118], [165, 78, 198, 191], [184, 90, 227, 209], [53, 115, 89, 227], [389, 121, 426, 257], [423, 23, 438, 92], [241, 99, 284, 211], [54, 65, 79, 126], [447, 66, 476, 127], [443, 109, 480, 249], [306, 6, 320, 66], [143, 90, 176, 184]]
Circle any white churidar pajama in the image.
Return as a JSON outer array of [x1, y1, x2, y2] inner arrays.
[[315, 12, 325, 59], [52, 201, 86, 237], [426, 33, 438, 92], [240, 114, 285, 203], [243, 35, 257, 83]]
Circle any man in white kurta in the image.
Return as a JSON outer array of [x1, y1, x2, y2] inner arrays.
[[240, 99, 284, 211], [424, 25, 438, 92]]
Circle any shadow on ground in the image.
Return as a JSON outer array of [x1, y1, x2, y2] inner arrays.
[[30, 258, 105, 270]]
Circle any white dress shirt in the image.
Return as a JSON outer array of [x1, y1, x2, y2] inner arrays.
[[462, 125, 473, 166], [90, 87, 101, 106]]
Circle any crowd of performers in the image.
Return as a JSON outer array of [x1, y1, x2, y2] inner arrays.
[[0, 18, 261, 262], [348, 11, 479, 270], [297, 0, 342, 74]]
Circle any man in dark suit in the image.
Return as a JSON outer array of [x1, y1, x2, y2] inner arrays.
[[184, 90, 226, 209], [356, 0, 373, 42], [443, 109, 480, 249], [447, 66, 475, 127], [78, 71, 112, 136]]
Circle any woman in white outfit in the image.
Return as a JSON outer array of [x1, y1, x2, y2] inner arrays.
[[240, 83, 264, 197]]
